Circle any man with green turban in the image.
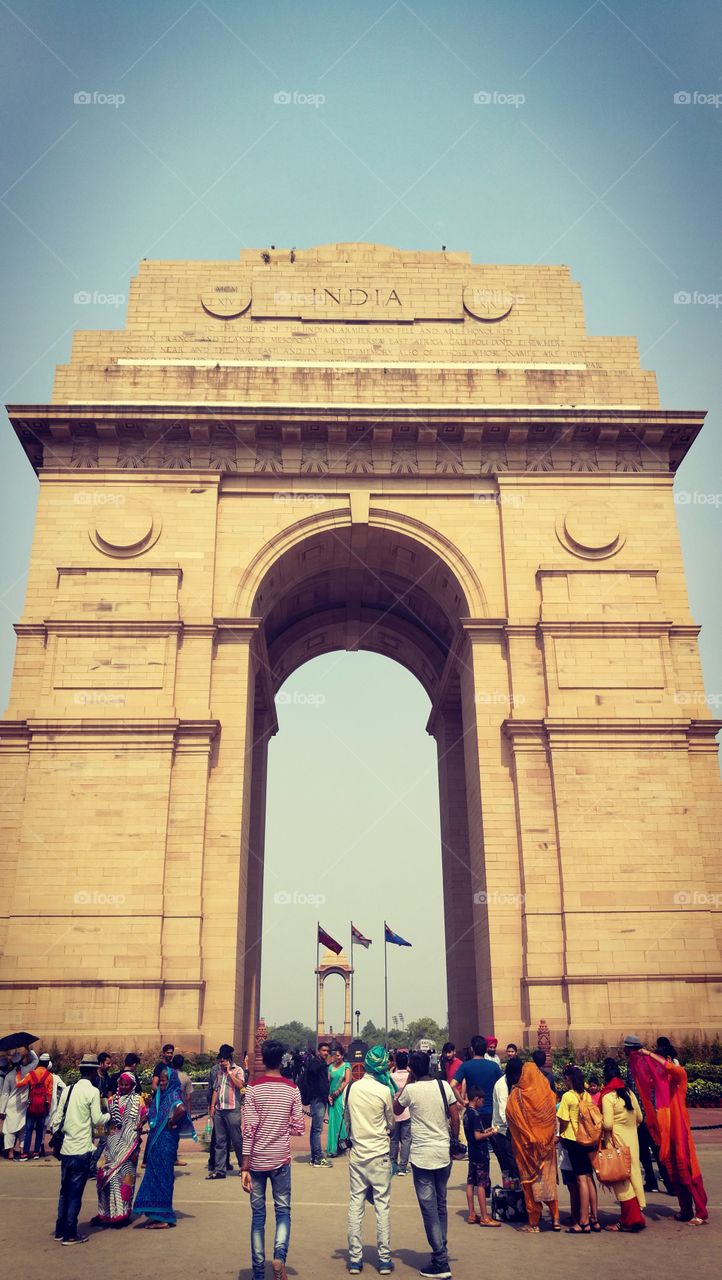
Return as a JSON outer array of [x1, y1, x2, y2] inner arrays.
[[345, 1046, 396, 1275]]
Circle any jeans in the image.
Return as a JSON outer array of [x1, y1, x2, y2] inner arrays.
[[411, 1163, 451, 1268], [55, 1151, 92, 1241], [213, 1107, 243, 1173], [23, 1113, 46, 1156], [250, 1163, 292, 1280], [310, 1097, 327, 1163], [390, 1119, 411, 1172], [348, 1154, 392, 1266]]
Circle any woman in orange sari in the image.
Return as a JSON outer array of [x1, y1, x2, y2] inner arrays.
[[505, 1062, 560, 1232], [630, 1040, 708, 1225]]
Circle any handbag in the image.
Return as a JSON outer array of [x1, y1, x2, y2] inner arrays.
[[49, 1082, 76, 1160], [437, 1078, 467, 1161], [591, 1132, 632, 1184]]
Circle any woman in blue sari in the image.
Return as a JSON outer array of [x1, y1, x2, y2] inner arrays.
[[133, 1067, 196, 1229]]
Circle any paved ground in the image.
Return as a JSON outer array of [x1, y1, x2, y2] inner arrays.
[[1, 1130, 719, 1280]]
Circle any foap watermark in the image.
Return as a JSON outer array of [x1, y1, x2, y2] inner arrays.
[[74, 889, 126, 906], [273, 890, 326, 907], [72, 490, 125, 505], [466, 288, 526, 308], [473, 90, 525, 108], [74, 693, 127, 707], [673, 90, 722, 108], [473, 491, 526, 508], [276, 690, 326, 707], [475, 691, 526, 707], [673, 890, 721, 907], [673, 291, 722, 307], [74, 90, 125, 108], [674, 489, 722, 507], [273, 90, 325, 108], [274, 290, 317, 307], [74, 290, 126, 307], [474, 890, 525, 906], [272, 491, 326, 506], [674, 691, 722, 709]]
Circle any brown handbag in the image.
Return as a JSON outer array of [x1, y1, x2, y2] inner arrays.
[[591, 1133, 632, 1184]]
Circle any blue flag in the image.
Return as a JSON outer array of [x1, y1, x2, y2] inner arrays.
[[385, 922, 412, 947]]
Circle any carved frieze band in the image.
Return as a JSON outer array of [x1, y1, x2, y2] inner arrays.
[[13, 423, 688, 475]]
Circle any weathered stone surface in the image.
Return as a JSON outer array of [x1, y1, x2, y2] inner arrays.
[[1, 244, 720, 1052]]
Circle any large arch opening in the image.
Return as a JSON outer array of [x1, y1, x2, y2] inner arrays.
[[239, 515, 490, 1052]]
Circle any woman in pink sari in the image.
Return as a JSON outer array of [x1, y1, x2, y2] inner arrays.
[[629, 1040, 708, 1225], [93, 1073, 147, 1227]]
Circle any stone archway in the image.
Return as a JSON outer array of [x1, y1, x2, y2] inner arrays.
[[232, 511, 496, 1057], [2, 242, 720, 1052]]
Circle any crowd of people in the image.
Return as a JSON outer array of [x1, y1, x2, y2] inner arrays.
[[0, 1029, 711, 1273]]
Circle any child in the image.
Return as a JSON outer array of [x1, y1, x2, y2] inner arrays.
[[587, 1076, 601, 1107], [463, 1085, 501, 1226]]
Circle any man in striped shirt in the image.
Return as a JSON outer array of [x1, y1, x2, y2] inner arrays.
[[242, 1040, 305, 1280]]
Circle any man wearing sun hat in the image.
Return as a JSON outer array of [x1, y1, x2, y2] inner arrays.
[[52, 1052, 109, 1245], [345, 1045, 396, 1275]]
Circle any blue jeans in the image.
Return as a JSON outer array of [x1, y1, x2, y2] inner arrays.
[[411, 1163, 451, 1268], [55, 1151, 92, 1241], [309, 1098, 326, 1163], [23, 1113, 46, 1156], [250, 1163, 292, 1280]]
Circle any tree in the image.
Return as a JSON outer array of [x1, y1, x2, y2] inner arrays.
[[267, 1020, 316, 1050], [406, 1017, 445, 1047], [361, 1020, 382, 1042]]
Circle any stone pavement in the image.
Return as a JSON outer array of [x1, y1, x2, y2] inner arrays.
[[0, 1133, 720, 1280]]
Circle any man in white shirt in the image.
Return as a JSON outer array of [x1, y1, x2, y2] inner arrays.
[[395, 1051, 460, 1280], [52, 1052, 109, 1244], [345, 1046, 395, 1276], [490, 1055, 521, 1180]]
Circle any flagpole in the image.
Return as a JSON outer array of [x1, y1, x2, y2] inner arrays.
[[384, 922, 389, 1049], [350, 920, 354, 1032], [315, 921, 320, 1050]]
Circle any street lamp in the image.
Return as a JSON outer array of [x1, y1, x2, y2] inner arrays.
[[355, 1009, 360, 1036]]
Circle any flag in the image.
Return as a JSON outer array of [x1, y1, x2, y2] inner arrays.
[[351, 924, 372, 949], [385, 922, 412, 947], [318, 924, 343, 955]]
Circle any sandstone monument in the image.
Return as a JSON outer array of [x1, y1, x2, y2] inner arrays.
[[1, 243, 720, 1053]]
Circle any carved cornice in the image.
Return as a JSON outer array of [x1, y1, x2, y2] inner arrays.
[[8, 404, 705, 477], [504, 717, 722, 751], [4, 718, 220, 751]]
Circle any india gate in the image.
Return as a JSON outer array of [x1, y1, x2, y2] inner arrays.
[[1, 243, 720, 1055]]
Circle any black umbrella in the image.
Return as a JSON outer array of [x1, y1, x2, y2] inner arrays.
[[0, 1032, 38, 1052]]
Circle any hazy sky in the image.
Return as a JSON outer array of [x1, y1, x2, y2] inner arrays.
[[1, 1, 720, 1029]]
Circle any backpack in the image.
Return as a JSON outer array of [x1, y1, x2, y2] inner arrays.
[[298, 1064, 313, 1107], [576, 1095, 602, 1148], [27, 1068, 50, 1117]]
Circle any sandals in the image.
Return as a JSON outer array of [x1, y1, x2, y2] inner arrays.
[[466, 1214, 479, 1224], [589, 1219, 602, 1232], [566, 1224, 591, 1234]]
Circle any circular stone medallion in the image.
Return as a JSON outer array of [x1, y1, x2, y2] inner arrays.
[[89, 500, 160, 557], [463, 285, 514, 321], [200, 283, 251, 318], [556, 502, 625, 559]]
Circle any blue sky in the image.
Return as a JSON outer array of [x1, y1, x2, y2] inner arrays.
[[1, 1, 720, 1030]]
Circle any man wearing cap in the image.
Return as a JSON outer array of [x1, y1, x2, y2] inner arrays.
[[14, 1050, 53, 1159], [52, 1052, 109, 1245], [345, 1046, 396, 1275], [208, 1043, 245, 1179], [623, 1034, 673, 1195]]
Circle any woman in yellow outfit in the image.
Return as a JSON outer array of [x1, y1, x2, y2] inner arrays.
[[557, 1066, 599, 1233], [599, 1057, 646, 1232]]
